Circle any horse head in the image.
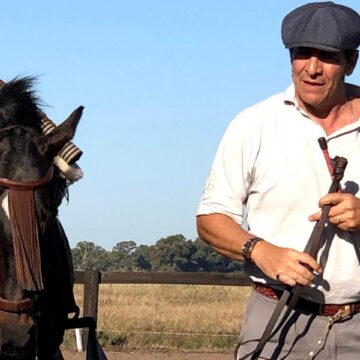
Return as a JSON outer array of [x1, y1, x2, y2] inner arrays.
[[0, 77, 83, 359]]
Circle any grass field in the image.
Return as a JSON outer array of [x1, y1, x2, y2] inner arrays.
[[63, 283, 251, 351]]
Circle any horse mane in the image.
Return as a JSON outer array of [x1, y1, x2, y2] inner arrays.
[[0, 76, 44, 131]]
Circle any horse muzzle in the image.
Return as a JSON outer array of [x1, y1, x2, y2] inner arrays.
[[0, 309, 34, 356]]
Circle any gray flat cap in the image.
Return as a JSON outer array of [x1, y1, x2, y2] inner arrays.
[[282, 2, 360, 52]]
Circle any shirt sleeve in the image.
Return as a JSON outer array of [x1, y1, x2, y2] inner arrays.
[[196, 112, 259, 225]]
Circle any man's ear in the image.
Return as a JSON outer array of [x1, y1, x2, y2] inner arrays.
[[345, 50, 359, 76], [38, 106, 83, 157]]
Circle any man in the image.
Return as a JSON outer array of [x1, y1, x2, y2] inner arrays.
[[196, 2, 360, 359]]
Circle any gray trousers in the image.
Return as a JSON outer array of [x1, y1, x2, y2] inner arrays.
[[236, 289, 360, 360]]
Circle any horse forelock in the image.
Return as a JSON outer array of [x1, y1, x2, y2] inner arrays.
[[0, 76, 59, 233], [0, 77, 43, 132]]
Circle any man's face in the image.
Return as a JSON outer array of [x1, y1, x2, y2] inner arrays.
[[291, 47, 356, 115]]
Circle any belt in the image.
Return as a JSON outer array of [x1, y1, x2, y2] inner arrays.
[[253, 282, 360, 317]]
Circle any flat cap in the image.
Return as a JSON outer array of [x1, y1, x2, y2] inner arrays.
[[281, 2, 360, 52]]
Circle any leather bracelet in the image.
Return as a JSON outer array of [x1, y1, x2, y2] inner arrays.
[[241, 237, 264, 262]]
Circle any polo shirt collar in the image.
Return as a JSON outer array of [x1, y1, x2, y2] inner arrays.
[[282, 83, 360, 137], [283, 83, 296, 105], [283, 83, 311, 118]]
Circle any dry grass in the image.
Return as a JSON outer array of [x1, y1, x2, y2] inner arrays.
[[63, 283, 251, 351]]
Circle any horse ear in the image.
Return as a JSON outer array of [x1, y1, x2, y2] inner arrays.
[[39, 106, 84, 156]]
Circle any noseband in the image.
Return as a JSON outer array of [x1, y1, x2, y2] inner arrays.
[[0, 166, 53, 191]]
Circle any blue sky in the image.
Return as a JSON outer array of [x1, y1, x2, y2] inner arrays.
[[0, 1, 359, 250]]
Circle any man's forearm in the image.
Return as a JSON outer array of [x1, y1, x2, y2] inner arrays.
[[196, 213, 253, 261]]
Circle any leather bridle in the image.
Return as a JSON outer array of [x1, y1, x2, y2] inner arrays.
[[0, 124, 54, 313]]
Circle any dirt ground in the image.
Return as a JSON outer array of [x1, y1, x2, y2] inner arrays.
[[62, 350, 233, 359]]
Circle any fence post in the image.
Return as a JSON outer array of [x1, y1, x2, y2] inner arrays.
[[82, 269, 100, 346], [84, 269, 100, 321]]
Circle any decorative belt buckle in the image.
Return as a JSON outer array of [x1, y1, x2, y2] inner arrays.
[[331, 305, 352, 323]]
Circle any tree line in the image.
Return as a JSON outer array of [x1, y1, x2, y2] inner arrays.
[[71, 234, 243, 272]]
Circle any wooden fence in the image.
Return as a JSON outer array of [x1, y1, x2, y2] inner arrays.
[[74, 270, 251, 323]]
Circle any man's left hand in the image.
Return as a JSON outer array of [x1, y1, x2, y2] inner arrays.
[[309, 193, 360, 231]]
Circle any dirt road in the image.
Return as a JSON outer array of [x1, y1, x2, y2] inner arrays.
[[62, 350, 233, 359]]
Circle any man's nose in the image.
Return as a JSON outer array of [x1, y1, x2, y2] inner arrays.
[[306, 56, 322, 76]]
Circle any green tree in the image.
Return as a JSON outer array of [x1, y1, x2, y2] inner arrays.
[[71, 236, 244, 273], [130, 245, 152, 270], [192, 238, 243, 272], [109, 240, 137, 270], [150, 234, 198, 271], [71, 241, 110, 271]]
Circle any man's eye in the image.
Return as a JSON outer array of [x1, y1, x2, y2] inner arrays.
[[293, 50, 311, 59], [320, 53, 338, 62]]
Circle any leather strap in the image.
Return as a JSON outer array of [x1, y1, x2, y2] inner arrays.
[[0, 166, 53, 191], [0, 297, 32, 313], [0, 166, 53, 292], [240, 156, 348, 360], [253, 283, 360, 317]]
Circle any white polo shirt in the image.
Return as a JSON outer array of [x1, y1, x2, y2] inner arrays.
[[197, 84, 360, 304]]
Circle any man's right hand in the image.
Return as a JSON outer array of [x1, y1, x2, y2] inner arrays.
[[251, 241, 322, 287]]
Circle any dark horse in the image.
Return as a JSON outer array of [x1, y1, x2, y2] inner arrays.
[[0, 77, 82, 359]]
